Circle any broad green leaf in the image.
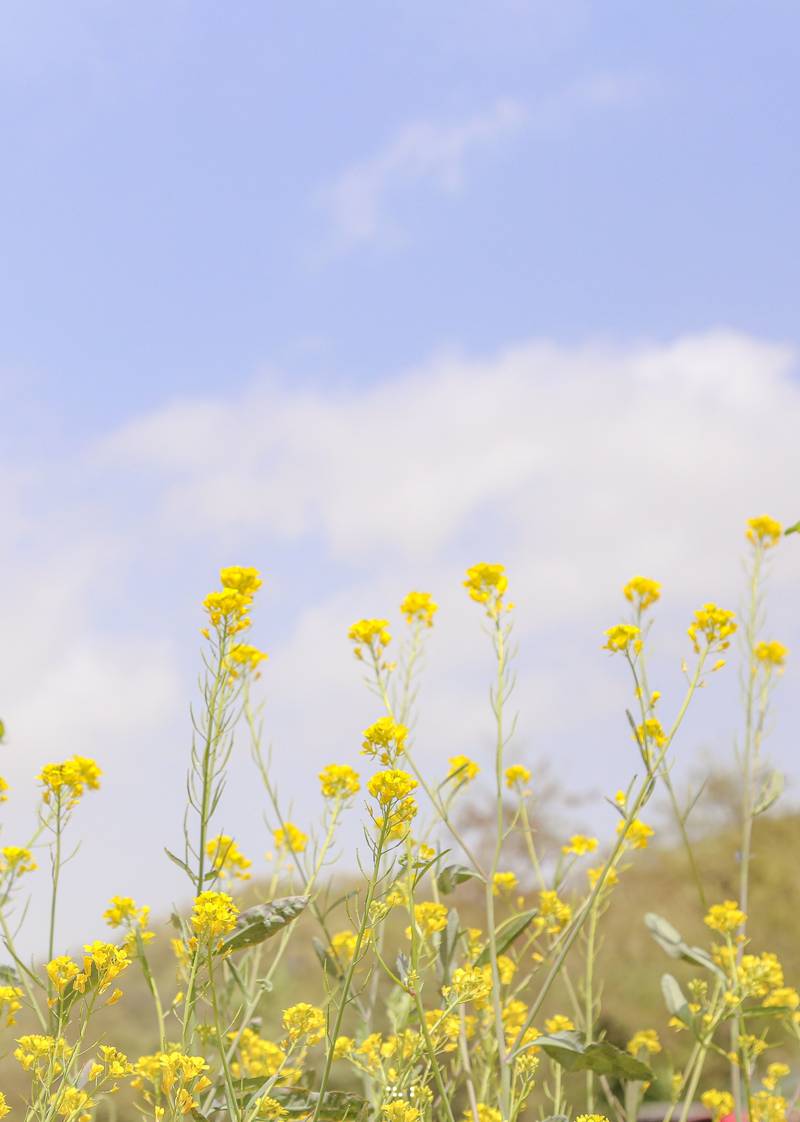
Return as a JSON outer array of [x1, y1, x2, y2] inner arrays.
[[754, 770, 784, 816], [221, 895, 309, 953], [661, 973, 691, 1024], [785, 521, 800, 536], [436, 906, 462, 985], [522, 1031, 652, 1081], [475, 908, 538, 966], [437, 863, 479, 894], [0, 964, 20, 987], [645, 914, 723, 977], [233, 1085, 367, 1120]]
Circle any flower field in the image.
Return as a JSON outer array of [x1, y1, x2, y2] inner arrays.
[[0, 517, 797, 1122]]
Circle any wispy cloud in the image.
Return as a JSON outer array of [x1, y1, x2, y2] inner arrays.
[[316, 99, 526, 251]]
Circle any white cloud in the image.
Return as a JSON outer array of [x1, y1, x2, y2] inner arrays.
[[316, 99, 526, 249], [7, 330, 800, 951]]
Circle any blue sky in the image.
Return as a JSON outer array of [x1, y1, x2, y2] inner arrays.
[[1, 2, 799, 952]]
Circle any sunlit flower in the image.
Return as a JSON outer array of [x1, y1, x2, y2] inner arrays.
[[191, 891, 239, 940], [206, 835, 252, 880], [0, 984, 23, 1025], [623, 576, 662, 612], [319, 764, 361, 799], [0, 846, 37, 877], [348, 619, 391, 660], [701, 1090, 735, 1122], [705, 899, 746, 934], [464, 563, 510, 618], [746, 516, 782, 549], [627, 1029, 661, 1055], [755, 641, 788, 670], [688, 603, 737, 654], [562, 834, 598, 856], [273, 822, 308, 853], [39, 757, 101, 807], [544, 1014, 574, 1033], [603, 624, 641, 654], [282, 1002, 325, 1044], [618, 817, 654, 849], [362, 717, 408, 765], [492, 871, 518, 896], [505, 764, 531, 788], [448, 755, 480, 783], [367, 769, 418, 806], [400, 592, 438, 627], [225, 643, 268, 678], [408, 902, 448, 937]]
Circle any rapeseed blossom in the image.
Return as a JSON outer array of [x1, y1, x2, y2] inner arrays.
[[319, 763, 361, 798], [400, 591, 438, 627]]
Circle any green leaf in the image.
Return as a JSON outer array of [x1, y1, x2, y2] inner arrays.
[[661, 973, 691, 1024], [784, 521, 800, 536], [521, 1031, 652, 1081], [164, 847, 193, 877], [740, 1004, 795, 1019], [232, 1085, 367, 1120], [436, 906, 462, 985], [753, 770, 784, 816], [437, 863, 479, 894], [475, 908, 538, 966], [221, 895, 309, 953], [645, 914, 723, 977], [0, 964, 20, 987]]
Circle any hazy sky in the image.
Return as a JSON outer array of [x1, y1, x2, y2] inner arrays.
[[1, 1, 799, 953]]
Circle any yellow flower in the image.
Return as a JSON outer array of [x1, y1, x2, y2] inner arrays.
[[0, 777, 7, 803], [319, 764, 360, 799], [254, 1096, 289, 1120], [704, 900, 746, 934], [0, 1093, 9, 1119], [282, 1002, 325, 1044], [400, 591, 438, 627], [587, 865, 618, 889], [688, 603, 737, 654], [448, 755, 480, 783], [538, 889, 572, 933], [132, 1049, 210, 1098], [747, 516, 782, 549], [498, 955, 517, 984], [755, 641, 788, 669], [14, 1034, 74, 1073], [623, 576, 662, 612], [383, 1103, 420, 1122], [76, 941, 131, 994], [273, 822, 308, 853], [53, 1086, 93, 1120], [39, 756, 101, 807], [408, 902, 448, 937], [545, 1014, 574, 1033], [575, 1116, 611, 1122], [46, 956, 80, 995], [464, 563, 510, 618], [331, 930, 358, 963], [618, 817, 654, 849], [103, 896, 151, 929], [471, 1106, 502, 1122], [190, 891, 239, 940], [505, 764, 531, 788], [367, 769, 418, 806], [90, 1045, 131, 1081], [701, 1090, 735, 1122], [203, 569, 260, 634], [448, 964, 493, 1003], [205, 835, 252, 880], [333, 1035, 354, 1058], [228, 1029, 288, 1079], [0, 984, 24, 1025], [492, 871, 518, 895], [627, 1029, 661, 1055], [763, 1063, 790, 1092], [0, 846, 37, 876], [636, 717, 668, 748], [603, 624, 641, 654], [362, 718, 408, 765], [562, 834, 598, 856], [225, 643, 268, 678], [348, 618, 391, 659]]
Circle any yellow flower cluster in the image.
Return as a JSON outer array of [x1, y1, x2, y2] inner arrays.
[[537, 889, 572, 933], [103, 896, 150, 930], [603, 624, 641, 654], [747, 515, 782, 549], [400, 591, 438, 627], [688, 603, 737, 654], [225, 642, 268, 678], [205, 835, 252, 880], [190, 890, 239, 940], [131, 1049, 211, 1116], [617, 817, 654, 849], [331, 930, 358, 962], [623, 576, 661, 612], [274, 821, 308, 853], [0, 984, 23, 1025], [15, 1034, 74, 1074], [704, 899, 746, 934], [39, 756, 101, 807], [701, 1090, 735, 1122], [627, 1028, 662, 1055], [348, 618, 391, 659], [562, 834, 598, 856], [319, 763, 361, 799], [362, 717, 408, 765], [203, 565, 262, 636], [448, 964, 493, 1004], [0, 845, 37, 877], [505, 764, 531, 788], [464, 563, 510, 618], [755, 640, 788, 669], [367, 769, 418, 806], [282, 1002, 326, 1044], [408, 901, 448, 937], [448, 754, 480, 783], [492, 871, 518, 896]]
